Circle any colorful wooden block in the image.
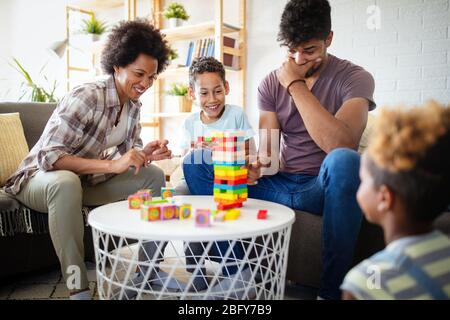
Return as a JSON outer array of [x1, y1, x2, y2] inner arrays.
[[217, 202, 243, 211], [257, 210, 268, 220], [212, 211, 226, 222], [136, 189, 152, 201], [224, 209, 240, 221], [214, 169, 247, 177], [161, 204, 177, 220], [223, 131, 245, 138], [179, 204, 192, 220], [144, 199, 168, 206], [161, 187, 175, 199], [195, 209, 211, 227], [128, 195, 143, 210], [140, 205, 149, 221], [140, 205, 161, 221]]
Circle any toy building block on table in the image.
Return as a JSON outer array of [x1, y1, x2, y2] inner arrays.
[[211, 131, 248, 212], [179, 204, 192, 220], [161, 187, 175, 199], [128, 189, 153, 209], [140, 199, 190, 222], [257, 210, 268, 220], [195, 209, 211, 227]]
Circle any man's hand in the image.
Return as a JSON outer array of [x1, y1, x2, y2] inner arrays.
[[277, 57, 322, 88], [111, 148, 147, 175], [247, 160, 262, 186], [143, 139, 173, 162]]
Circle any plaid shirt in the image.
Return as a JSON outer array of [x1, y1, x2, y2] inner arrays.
[[5, 75, 143, 195]]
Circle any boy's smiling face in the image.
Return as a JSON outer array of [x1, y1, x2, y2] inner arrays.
[[189, 72, 229, 122]]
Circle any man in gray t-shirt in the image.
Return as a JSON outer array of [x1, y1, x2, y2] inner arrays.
[[183, 0, 375, 300], [250, 0, 376, 300]]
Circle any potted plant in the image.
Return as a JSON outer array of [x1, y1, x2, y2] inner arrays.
[[10, 58, 58, 103], [81, 16, 107, 41], [168, 47, 179, 61], [163, 2, 189, 28], [166, 83, 192, 113]]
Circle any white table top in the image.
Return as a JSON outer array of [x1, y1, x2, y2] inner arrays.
[[88, 196, 295, 241]]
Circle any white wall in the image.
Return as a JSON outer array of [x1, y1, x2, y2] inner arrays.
[[245, 0, 450, 131], [1, 0, 449, 137], [328, 0, 450, 108], [0, 0, 68, 101], [0, 0, 13, 100]]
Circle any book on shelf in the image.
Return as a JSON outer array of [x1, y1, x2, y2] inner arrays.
[[183, 36, 238, 69]]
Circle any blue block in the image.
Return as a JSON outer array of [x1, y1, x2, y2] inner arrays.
[[213, 160, 246, 166], [214, 184, 248, 190]]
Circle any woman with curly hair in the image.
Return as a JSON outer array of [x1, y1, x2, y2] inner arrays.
[[4, 19, 172, 299], [341, 101, 450, 300]]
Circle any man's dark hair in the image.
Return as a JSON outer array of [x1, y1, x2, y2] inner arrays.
[[277, 0, 332, 48], [101, 19, 170, 75], [189, 57, 226, 88]]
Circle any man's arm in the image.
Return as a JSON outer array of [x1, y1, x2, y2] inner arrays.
[[258, 110, 281, 163], [289, 82, 368, 153], [278, 57, 370, 153]]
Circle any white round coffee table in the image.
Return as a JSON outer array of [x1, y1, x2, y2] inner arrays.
[[88, 195, 295, 300]]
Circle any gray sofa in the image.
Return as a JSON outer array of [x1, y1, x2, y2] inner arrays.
[[1, 102, 449, 295], [0, 102, 95, 283]]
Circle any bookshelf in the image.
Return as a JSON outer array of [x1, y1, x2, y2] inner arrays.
[[65, 0, 139, 91], [149, 0, 247, 140]]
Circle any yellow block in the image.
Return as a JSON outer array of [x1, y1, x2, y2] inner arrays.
[[214, 193, 239, 201], [225, 209, 240, 221], [214, 169, 248, 177]]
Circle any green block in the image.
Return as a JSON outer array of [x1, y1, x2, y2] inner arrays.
[[144, 199, 168, 205], [214, 188, 247, 195], [214, 165, 241, 171]]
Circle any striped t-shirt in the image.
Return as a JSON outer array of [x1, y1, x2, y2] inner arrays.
[[341, 230, 450, 300]]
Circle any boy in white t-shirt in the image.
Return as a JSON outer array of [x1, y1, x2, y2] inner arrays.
[[175, 56, 255, 195], [181, 57, 256, 297], [135, 58, 256, 298]]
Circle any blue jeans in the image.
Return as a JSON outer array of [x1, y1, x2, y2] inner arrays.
[[183, 148, 363, 300]]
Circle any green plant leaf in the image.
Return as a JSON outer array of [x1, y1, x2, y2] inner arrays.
[[163, 2, 189, 20], [82, 16, 107, 35], [10, 57, 59, 103], [166, 83, 189, 96]]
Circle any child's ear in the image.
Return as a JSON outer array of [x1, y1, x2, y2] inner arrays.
[[224, 81, 230, 95], [377, 185, 394, 213], [188, 86, 195, 100]]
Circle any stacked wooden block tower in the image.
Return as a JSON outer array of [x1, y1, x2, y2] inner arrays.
[[210, 131, 248, 211]]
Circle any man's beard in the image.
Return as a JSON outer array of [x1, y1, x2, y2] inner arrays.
[[305, 62, 322, 78]]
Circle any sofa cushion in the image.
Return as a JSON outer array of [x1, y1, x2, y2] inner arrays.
[[0, 102, 56, 149], [0, 189, 20, 212], [0, 113, 29, 186]]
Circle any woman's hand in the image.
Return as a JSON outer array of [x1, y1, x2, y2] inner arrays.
[[143, 139, 173, 162], [111, 148, 147, 175]]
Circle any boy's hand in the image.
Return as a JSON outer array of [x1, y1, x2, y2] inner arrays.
[[192, 141, 217, 151]]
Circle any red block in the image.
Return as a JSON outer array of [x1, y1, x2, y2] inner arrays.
[[217, 202, 243, 210], [257, 210, 268, 220], [214, 178, 247, 186]]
